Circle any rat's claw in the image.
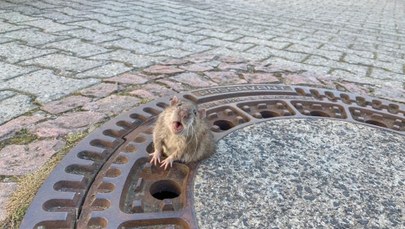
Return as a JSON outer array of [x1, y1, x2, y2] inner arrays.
[[149, 151, 161, 166], [160, 156, 174, 170]]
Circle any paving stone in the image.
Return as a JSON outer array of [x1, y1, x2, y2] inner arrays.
[[373, 86, 405, 103], [23, 19, 78, 32], [0, 42, 56, 64], [247, 45, 308, 62], [104, 73, 148, 84], [56, 28, 120, 43], [112, 29, 163, 43], [217, 63, 248, 71], [344, 54, 403, 73], [41, 96, 92, 114], [0, 95, 36, 125], [89, 50, 164, 67], [143, 65, 185, 75], [0, 11, 39, 23], [242, 73, 280, 84], [170, 72, 217, 88], [2, 28, 66, 46], [0, 182, 17, 222], [151, 49, 192, 58], [21, 53, 103, 73], [0, 140, 65, 176], [102, 38, 166, 54], [194, 29, 243, 41], [239, 37, 290, 49], [0, 70, 99, 103], [79, 83, 118, 98], [204, 71, 247, 84], [0, 62, 38, 80], [335, 82, 370, 95], [68, 20, 123, 33], [0, 91, 15, 100], [180, 63, 214, 72], [154, 29, 206, 42], [0, 21, 27, 33], [129, 83, 176, 99], [75, 62, 132, 79], [82, 95, 140, 115], [0, 114, 45, 140], [156, 79, 186, 92], [32, 112, 106, 138], [155, 39, 211, 53], [198, 38, 253, 51], [44, 38, 109, 57], [283, 74, 322, 85]]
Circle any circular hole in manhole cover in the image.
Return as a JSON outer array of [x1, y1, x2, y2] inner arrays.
[[150, 180, 181, 200], [213, 120, 234, 131], [260, 110, 280, 118]]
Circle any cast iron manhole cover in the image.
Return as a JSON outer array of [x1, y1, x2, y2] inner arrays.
[[21, 84, 404, 228]]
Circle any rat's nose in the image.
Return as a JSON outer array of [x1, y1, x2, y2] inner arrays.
[[180, 110, 189, 119]]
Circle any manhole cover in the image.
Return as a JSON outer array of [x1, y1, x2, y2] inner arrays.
[[21, 84, 404, 228]]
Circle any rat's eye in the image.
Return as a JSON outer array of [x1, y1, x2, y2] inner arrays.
[[177, 103, 182, 107], [193, 109, 197, 115]]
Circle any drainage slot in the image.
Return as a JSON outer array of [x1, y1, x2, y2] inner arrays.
[[260, 111, 280, 118], [310, 111, 330, 117], [365, 120, 387, 128], [150, 180, 181, 200], [213, 120, 234, 131]]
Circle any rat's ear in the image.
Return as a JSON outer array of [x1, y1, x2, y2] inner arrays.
[[198, 108, 206, 119], [170, 96, 179, 106]]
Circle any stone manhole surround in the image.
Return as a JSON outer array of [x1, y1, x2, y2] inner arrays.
[[20, 84, 405, 228]]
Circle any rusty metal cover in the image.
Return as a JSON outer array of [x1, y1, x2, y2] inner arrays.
[[20, 84, 404, 228]]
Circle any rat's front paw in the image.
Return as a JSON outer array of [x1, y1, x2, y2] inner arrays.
[[160, 156, 174, 170], [149, 151, 161, 166]]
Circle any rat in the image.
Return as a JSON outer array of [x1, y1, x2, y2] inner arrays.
[[150, 95, 215, 170]]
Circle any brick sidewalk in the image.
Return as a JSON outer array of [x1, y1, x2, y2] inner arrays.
[[0, 0, 405, 225]]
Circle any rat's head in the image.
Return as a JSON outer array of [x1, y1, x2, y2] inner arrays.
[[169, 96, 206, 136]]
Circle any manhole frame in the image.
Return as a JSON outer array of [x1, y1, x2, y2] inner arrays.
[[20, 84, 405, 229]]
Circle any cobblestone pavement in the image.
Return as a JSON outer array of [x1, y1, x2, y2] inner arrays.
[[1, 0, 405, 224]]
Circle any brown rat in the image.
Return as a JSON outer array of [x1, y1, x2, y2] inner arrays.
[[150, 95, 215, 169]]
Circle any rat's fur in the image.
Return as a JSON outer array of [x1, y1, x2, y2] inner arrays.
[[150, 96, 215, 169]]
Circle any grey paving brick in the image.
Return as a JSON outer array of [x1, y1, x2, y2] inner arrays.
[[193, 29, 243, 41], [344, 54, 403, 73], [81, 13, 127, 24], [23, 19, 78, 32], [0, 21, 27, 33], [0, 94, 36, 125], [154, 30, 206, 42], [0, 91, 16, 100], [198, 38, 254, 51], [320, 44, 374, 59], [204, 47, 267, 61], [54, 7, 89, 16], [0, 42, 56, 63], [35, 11, 86, 23], [75, 62, 132, 79], [287, 44, 343, 61], [117, 21, 162, 33], [0, 11, 39, 23], [370, 68, 405, 82], [21, 53, 103, 72], [43, 38, 109, 57], [247, 46, 308, 62], [0, 70, 99, 103], [238, 37, 290, 50], [69, 20, 123, 33], [0, 37, 13, 44], [157, 22, 200, 33], [266, 57, 330, 74], [103, 38, 166, 54], [304, 56, 368, 77], [151, 48, 192, 58], [0, 62, 38, 80], [112, 29, 163, 43], [155, 39, 211, 53], [56, 28, 120, 43], [3, 28, 67, 46], [89, 50, 164, 68]]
